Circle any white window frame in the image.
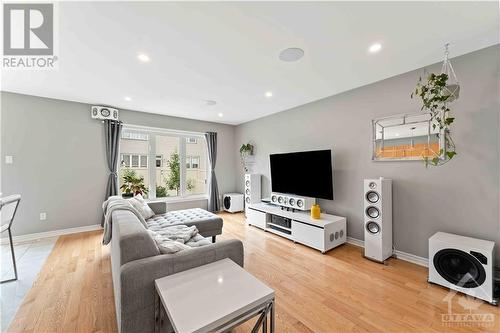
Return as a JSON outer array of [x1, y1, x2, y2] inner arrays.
[[119, 125, 208, 201]]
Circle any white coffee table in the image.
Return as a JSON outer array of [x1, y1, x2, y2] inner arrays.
[[154, 258, 275, 333]]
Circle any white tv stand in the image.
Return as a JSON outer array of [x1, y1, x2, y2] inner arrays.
[[246, 202, 347, 253]]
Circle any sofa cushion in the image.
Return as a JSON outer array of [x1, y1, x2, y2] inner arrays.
[[147, 208, 223, 236], [128, 194, 155, 220]]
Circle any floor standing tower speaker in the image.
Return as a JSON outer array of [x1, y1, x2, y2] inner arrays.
[[364, 178, 392, 263], [244, 174, 261, 215]]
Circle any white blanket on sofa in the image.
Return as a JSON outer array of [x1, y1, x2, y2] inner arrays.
[[149, 225, 211, 254], [102, 196, 147, 245]]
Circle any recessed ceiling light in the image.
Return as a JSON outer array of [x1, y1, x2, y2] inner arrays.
[[368, 43, 382, 54], [124, 96, 132, 101], [205, 100, 217, 106], [218, 112, 224, 117], [265, 91, 273, 98], [137, 53, 150, 62], [279, 47, 304, 62]]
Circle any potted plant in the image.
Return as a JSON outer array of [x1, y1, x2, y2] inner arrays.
[[411, 72, 457, 166], [239, 143, 254, 172], [120, 168, 148, 197]]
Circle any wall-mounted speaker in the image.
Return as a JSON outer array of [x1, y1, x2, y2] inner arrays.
[[364, 178, 392, 263], [244, 174, 261, 215], [270, 192, 315, 211]]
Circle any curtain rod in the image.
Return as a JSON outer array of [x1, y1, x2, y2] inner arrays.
[[122, 123, 207, 137]]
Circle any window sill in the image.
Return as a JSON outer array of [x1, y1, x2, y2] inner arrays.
[[146, 195, 209, 204]]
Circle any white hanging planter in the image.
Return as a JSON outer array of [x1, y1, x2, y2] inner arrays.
[[441, 43, 460, 102]]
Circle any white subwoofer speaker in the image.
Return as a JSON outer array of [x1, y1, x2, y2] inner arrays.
[[244, 174, 261, 214], [223, 193, 244, 213], [429, 232, 496, 305], [270, 192, 315, 211], [363, 178, 392, 263]]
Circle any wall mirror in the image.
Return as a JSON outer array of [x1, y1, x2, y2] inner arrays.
[[372, 113, 444, 161]]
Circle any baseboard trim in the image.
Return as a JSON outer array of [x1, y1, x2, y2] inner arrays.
[[1, 225, 102, 245], [346, 237, 428, 267]]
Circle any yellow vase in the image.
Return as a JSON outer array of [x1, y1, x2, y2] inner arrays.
[[311, 204, 321, 219]]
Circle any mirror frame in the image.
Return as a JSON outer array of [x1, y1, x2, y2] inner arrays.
[[371, 112, 445, 162]]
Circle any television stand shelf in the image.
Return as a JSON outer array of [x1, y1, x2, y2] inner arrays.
[[246, 202, 347, 253]]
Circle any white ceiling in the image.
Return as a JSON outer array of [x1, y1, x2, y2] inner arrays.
[[2, 2, 499, 125]]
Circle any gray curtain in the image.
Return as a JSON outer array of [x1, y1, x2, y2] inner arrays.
[[205, 132, 220, 212], [104, 119, 123, 202]]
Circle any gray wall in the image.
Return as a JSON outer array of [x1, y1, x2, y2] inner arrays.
[[1, 92, 236, 236], [235, 45, 500, 263]]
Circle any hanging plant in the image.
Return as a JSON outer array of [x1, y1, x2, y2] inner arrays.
[[411, 44, 460, 167], [239, 143, 254, 172]]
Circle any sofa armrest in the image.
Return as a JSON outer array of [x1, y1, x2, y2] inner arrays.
[[147, 201, 167, 215], [120, 239, 244, 316]]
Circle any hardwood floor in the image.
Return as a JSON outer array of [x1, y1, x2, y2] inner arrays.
[[8, 212, 499, 332]]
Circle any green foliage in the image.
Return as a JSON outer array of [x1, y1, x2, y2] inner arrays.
[[164, 151, 195, 195], [239, 143, 253, 155], [412, 72, 457, 166], [120, 168, 148, 196], [156, 185, 168, 198], [239, 143, 254, 172]]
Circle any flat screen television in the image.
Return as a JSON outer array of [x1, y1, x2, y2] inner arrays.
[[270, 149, 334, 200]]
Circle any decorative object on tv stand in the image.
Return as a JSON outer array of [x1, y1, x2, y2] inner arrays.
[[223, 193, 244, 213], [428, 232, 496, 305], [310, 204, 321, 219], [363, 178, 392, 263], [239, 143, 254, 172], [244, 174, 261, 215], [411, 43, 459, 167]]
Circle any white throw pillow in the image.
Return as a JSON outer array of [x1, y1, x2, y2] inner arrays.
[[128, 194, 155, 220]]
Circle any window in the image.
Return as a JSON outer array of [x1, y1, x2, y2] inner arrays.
[[186, 156, 200, 169], [156, 155, 163, 168], [121, 154, 147, 168], [119, 128, 207, 199]]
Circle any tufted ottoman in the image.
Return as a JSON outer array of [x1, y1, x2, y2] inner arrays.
[[147, 208, 223, 242]]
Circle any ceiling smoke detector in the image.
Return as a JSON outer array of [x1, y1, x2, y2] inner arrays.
[[279, 47, 304, 62], [205, 100, 217, 106]]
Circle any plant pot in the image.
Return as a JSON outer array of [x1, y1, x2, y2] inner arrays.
[[122, 193, 133, 198], [444, 84, 460, 102]]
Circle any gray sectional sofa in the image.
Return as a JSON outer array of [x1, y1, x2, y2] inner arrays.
[[110, 202, 244, 333]]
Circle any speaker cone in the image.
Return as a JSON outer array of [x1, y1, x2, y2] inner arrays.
[[245, 189, 250, 195], [433, 249, 486, 288], [369, 182, 377, 189], [223, 196, 231, 209], [366, 221, 380, 234], [278, 196, 284, 204], [271, 195, 277, 203], [245, 180, 250, 187], [366, 206, 380, 219], [366, 191, 380, 203], [289, 198, 295, 206], [297, 199, 304, 208], [245, 197, 250, 204]]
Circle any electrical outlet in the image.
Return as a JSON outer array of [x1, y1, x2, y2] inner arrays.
[[40, 212, 47, 221]]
